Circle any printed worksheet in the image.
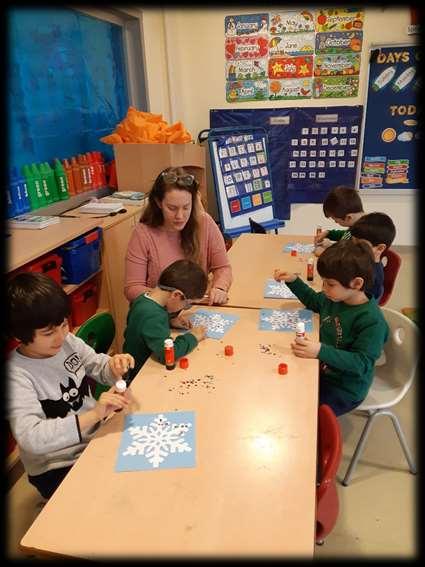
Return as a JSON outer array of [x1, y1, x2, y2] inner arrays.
[[264, 278, 298, 299], [116, 412, 195, 471], [189, 310, 239, 339], [259, 308, 313, 331], [283, 242, 315, 254]]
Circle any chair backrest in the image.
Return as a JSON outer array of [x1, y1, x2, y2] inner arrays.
[[316, 404, 342, 542], [379, 248, 402, 306], [249, 217, 267, 234], [317, 404, 342, 502], [75, 311, 115, 354], [374, 307, 420, 405]]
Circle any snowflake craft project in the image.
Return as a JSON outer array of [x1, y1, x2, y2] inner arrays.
[[259, 308, 313, 332], [116, 412, 195, 471], [189, 310, 239, 339], [264, 278, 298, 299], [283, 242, 315, 255]]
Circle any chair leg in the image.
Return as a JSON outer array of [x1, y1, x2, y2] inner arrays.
[[343, 409, 417, 486], [385, 411, 417, 474], [342, 411, 379, 486]]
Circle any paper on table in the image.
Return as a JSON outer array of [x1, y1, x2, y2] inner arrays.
[[78, 202, 125, 214]]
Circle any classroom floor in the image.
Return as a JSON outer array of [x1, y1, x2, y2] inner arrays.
[[6, 246, 418, 560]]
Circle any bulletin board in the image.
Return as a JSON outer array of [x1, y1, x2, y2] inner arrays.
[[210, 106, 363, 214], [206, 127, 284, 237], [359, 44, 419, 190]]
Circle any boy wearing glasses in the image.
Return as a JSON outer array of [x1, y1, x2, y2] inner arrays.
[[123, 259, 208, 381], [125, 167, 232, 307]]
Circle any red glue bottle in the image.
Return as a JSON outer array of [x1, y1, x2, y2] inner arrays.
[[307, 257, 314, 281], [164, 338, 176, 370]]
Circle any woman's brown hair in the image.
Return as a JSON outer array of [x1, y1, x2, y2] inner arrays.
[[140, 167, 201, 263]]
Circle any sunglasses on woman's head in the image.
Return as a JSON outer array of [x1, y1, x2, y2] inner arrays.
[[161, 171, 196, 188]]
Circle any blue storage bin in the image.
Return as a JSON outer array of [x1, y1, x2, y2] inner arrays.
[[59, 227, 102, 284]]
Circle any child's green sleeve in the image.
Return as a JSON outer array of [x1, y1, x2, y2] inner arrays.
[[286, 277, 325, 313]]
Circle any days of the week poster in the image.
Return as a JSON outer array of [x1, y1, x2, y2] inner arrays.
[[225, 8, 364, 102]]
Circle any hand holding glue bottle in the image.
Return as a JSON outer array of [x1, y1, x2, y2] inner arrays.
[[291, 321, 321, 359], [102, 353, 135, 419]]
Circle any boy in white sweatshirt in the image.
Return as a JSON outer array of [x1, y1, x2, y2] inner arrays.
[[7, 272, 135, 499]]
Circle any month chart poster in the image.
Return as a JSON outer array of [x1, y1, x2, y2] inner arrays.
[[225, 9, 364, 102]]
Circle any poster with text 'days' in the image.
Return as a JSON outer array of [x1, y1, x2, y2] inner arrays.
[[359, 45, 419, 190]]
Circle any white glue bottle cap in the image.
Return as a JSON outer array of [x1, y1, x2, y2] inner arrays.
[[164, 338, 174, 348], [115, 379, 127, 393], [296, 321, 305, 336]]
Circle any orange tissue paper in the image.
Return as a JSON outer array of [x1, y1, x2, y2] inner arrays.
[[100, 107, 193, 145]]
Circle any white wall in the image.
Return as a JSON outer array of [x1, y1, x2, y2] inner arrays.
[[140, 6, 417, 245]]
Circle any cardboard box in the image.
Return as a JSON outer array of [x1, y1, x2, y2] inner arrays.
[[113, 143, 207, 203]]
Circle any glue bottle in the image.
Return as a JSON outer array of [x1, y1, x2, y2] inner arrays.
[[114, 379, 127, 413], [295, 321, 306, 340], [307, 257, 314, 281], [164, 338, 176, 370]]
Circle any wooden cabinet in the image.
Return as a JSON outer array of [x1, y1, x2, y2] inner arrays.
[[100, 210, 141, 351]]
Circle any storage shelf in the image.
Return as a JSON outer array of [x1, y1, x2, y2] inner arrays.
[[63, 269, 102, 295]]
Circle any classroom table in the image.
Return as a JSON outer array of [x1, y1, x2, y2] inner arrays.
[[20, 306, 319, 559], [226, 233, 322, 309]]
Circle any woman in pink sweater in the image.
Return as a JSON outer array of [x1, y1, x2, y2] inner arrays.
[[125, 167, 232, 305]]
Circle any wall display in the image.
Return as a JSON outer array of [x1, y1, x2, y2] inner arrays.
[[359, 44, 419, 190], [210, 106, 363, 214], [225, 8, 363, 102], [206, 126, 283, 236]]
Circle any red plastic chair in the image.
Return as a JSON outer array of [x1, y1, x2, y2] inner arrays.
[[379, 249, 402, 306], [316, 404, 343, 545]]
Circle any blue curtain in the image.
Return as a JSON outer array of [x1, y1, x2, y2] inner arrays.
[[8, 8, 129, 169]]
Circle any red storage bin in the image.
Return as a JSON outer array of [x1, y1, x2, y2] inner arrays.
[[70, 278, 99, 327], [10, 252, 62, 284]]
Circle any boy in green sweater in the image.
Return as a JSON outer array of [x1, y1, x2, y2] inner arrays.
[[123, 259, 208, 381], [314, 185, 364, 257], [274, 239, 389, 416]]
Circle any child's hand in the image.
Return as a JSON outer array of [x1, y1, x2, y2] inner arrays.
[[170, 314, 192, 330], [191, 325, 207, 342], [314, 229, 329, 245], [274, 269, 297, 283], [291, 336, 321, 359], [208, 287, 228, 306], [95, 386, 130, 420], [109, 353, 135, 377]]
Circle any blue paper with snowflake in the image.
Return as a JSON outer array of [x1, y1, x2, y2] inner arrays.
[[283, 242, 315, 254], [264, 278, 298, 299], [259, 308, 313, 332], [189, 309, 239, 339], [116, 412, 196, 471]]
